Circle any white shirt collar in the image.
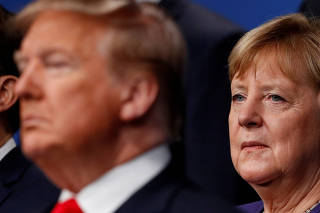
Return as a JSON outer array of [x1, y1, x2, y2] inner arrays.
[[0, 138, 16, 161], [58, 144, 171, 213]]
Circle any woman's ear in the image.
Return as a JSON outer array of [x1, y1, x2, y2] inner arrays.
[[119, 72, 159, 122], [0, 75, 18, 112]]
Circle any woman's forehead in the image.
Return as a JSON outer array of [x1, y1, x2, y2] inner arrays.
[[233, 47, 308, 85]]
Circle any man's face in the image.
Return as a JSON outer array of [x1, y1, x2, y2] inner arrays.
[[15, 10, 123, 160]]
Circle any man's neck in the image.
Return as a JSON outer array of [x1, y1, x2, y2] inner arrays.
[[57, 144, 170, 213], [34, 128, 169, 193]]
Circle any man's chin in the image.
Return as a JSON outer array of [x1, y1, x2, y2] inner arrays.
[[20, 134, 53, 160]]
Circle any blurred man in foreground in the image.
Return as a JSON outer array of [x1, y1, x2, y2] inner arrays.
[[0, 5, 59, 213], [14, 0, 238, 212]]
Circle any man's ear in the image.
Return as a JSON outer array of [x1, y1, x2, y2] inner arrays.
[[119, 73, 159, 122], [0, 75, 18, 112]]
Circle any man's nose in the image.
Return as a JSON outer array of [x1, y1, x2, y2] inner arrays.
[[15, 60, 43, 100], [238, 98, 262, 128]]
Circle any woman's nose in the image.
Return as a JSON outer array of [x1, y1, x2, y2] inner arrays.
[[238, 99, 263, 128]]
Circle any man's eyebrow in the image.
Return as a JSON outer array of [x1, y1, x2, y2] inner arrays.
[[15, 49, 73, 61]]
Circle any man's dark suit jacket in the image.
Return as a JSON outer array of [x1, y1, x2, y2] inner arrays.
[[159, 0, 258, 203], [115, 144, 239, 213], [0, 147, 59, 213]]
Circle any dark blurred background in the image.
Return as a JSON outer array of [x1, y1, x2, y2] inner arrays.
[[2, 0, 302, 29]]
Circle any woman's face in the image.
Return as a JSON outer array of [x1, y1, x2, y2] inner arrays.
[[229, 52, 320, 185]]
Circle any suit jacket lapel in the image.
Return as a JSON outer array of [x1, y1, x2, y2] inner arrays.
[[116, 143, 186, 213], [0, 148, 31, 204]]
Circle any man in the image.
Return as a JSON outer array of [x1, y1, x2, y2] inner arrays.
[[14, 0, 238, 212], [0, 5, 59, 213], [11, 0, 250, 203]]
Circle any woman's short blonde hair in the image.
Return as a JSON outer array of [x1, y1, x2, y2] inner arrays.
[[228, 13, 320, 89]]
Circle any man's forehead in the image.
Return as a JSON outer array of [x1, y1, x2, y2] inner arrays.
[[21, 9, 107, 55], [32, 9, 101, 30]]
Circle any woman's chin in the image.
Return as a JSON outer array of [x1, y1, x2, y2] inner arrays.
[[238, 164, 280, 186], [243, 173, 273, 185]]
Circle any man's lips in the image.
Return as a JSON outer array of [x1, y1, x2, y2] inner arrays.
[[21, 115, 48, 128], [241, 141, 268, 150]]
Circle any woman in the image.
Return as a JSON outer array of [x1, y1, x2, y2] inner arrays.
[[228, 13, 320, 213]]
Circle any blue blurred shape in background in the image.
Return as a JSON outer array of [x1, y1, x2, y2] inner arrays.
[[2, 0, 303, 30], [194, 0, 302, 29], [3, 0, 33, 13]]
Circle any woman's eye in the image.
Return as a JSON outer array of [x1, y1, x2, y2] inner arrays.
[[268, 94, 286, 102], [232, 94, 245, 102]]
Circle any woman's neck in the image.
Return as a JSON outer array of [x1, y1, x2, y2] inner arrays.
[[252, 169, 320, 213]]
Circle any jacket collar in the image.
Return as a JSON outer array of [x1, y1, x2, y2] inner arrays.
[[0, 148, 31, 204]]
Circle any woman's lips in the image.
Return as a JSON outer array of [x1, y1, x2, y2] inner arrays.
[[241, 141, 268, 151]]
